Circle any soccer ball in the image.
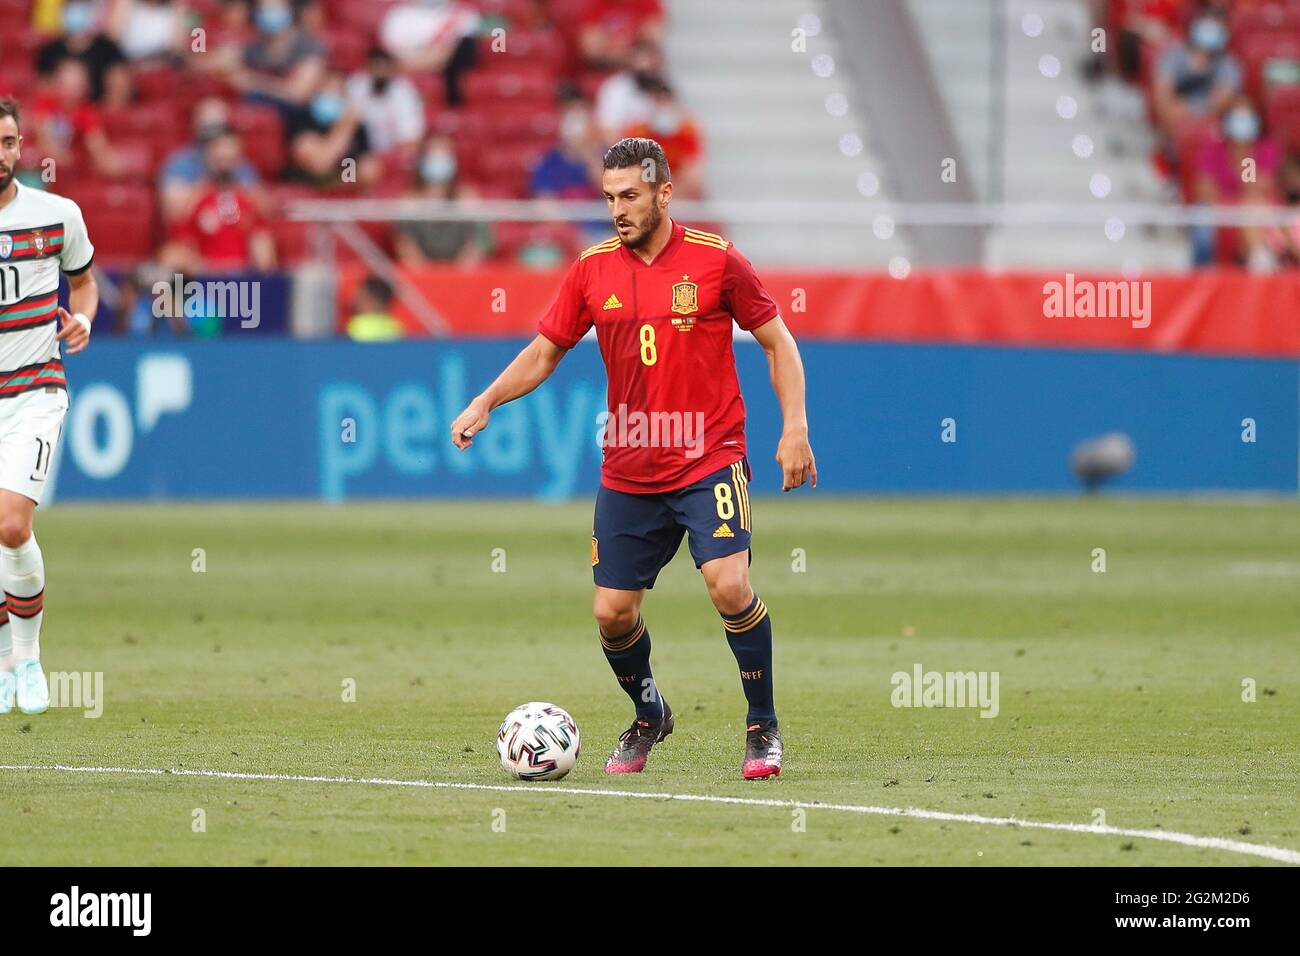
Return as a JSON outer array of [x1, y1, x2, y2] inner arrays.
[[496, 702, 581, 781]]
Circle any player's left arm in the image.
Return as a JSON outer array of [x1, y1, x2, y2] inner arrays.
[[56, 269, 98, 355], [56, 198, 98, 354], [750, 316, 817, 492]]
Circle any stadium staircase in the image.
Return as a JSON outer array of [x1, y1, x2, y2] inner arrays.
[[662, 0, 913, 268], [906, 0, 1189, 270]]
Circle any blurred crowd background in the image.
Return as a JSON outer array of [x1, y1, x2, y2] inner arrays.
[[1093, 0, 1300, 266], [0, 0, 698, 280], [0, 0, 1298, 339]]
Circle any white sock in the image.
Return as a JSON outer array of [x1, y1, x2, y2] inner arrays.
[[0, 614, 11, 672], [2, 534, 44, 662]]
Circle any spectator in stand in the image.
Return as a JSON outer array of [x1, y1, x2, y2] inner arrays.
[[30, 58, 123, 179], [1271, 149, 1300, 266], [378, 0, 480, 109], [1153, 6, 1241, 141], [532, 98, 601, 199], [1093, 0, 1195, 82], [345, 47, 426, 159], [594, 39, 662, 144], [285, 70, 380, 188], [192, 0, 255, 78], [578, 0, 663, 71], [226, 0, 327, 116], [395, 134, 491, 266], [160, 128, 277, 272], [623, 78, 704, 198], [532, 97, 605, 243], [108, 0, 190, 64], [158, 97, 261, 223], [346, 275, 404, 341], [114, 268, 192, 336], [36, 0, 130, 106], [1194, 95, 1281, 269]]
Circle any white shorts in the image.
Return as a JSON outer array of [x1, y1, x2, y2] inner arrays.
[[0, 385, 68, 505]]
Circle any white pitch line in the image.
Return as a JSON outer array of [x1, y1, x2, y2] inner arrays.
[[4, 763, 1297, 865]]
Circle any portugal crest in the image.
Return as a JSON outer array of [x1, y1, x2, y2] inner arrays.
[[671, 275, 698, 316], [0, 234, 10, 259], [31, 229, 45, 253]]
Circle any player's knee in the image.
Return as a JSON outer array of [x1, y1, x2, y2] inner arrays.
[[0, 513, 32, 550], [593, 595, 638, 637], [706, 570, 752, 617]]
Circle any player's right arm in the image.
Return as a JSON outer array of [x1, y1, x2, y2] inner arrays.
[[449, 333, 567, 449], [450, 256, 594, 450]]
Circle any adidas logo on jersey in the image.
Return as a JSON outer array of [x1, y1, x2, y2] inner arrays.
[[602, 294, 622, 310], [713, 523, 735, 538]]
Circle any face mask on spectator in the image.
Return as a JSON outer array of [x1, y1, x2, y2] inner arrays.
[[421, 152, 457, 184], [310, 92, 345, 126], [560, 110, 588, 145], [1224, 108, 1260, 142], [62, 1, 96, 34], [1190, 17, 1228, 53], [649, 107, 682, 136], [256, 4, 293, 34]]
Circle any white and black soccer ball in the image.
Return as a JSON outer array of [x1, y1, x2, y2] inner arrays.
[[497, 702, 581, 781]]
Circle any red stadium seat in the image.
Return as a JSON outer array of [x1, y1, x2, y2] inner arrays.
[[406, 72, 446, 110], [64, 183, 158, 267], [324, 29, 371, 73], [1174, 115, 1218, 202], [1266, 84, 1300, 149], [100, 101, 183, 139], [484, 103, 558, 139], [229, 104, 286, 179], [462, 67, 558, 106], [1237, 33, 1300, 103], [333, 0, 402, 34], [476, 28, 566, 69], [110, 139, 160, 183]]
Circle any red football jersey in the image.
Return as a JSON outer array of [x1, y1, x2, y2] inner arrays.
[[538, 220, 779, 493]]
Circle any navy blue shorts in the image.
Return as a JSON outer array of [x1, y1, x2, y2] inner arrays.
[[592, 458, 753, 591]]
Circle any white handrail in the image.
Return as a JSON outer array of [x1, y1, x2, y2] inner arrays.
[[285, 198, 1300, 229]]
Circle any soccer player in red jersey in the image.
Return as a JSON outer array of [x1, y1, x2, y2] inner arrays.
[[450, 138, 815, 779]]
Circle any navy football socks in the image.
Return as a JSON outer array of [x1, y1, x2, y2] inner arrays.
[[721, 594, 776, 725], [600, 616, 664, 721]]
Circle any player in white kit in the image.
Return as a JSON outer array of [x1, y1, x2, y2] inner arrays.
[[0, 99, 97, 715]]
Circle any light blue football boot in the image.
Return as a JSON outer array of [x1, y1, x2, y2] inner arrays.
[[14, 659, 49, 715]]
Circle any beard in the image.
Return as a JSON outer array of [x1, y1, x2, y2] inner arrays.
[[0, 165, 12, 193], [617, 200, 662, 249]]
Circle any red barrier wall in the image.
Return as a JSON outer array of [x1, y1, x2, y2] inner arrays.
[[338, 266, 1300, 357]]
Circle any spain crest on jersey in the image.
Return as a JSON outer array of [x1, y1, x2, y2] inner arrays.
[[671, 277, 698, 316], [0, 234, 10, 259]]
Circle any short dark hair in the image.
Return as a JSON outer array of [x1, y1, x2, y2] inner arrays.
[[0, 98, 19, 130], [603, 137, 671, 187], [360, 274, 394, 305]]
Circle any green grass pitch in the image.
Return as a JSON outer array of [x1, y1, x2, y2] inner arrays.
[[1, 497, 1296, 865]]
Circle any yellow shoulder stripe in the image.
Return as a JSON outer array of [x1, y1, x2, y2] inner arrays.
[[579, 237, 621, 260], [683, 234, 729, 251], [685, 228, 729, 248]]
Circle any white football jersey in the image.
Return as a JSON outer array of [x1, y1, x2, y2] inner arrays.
[[0, 182, 94, 390]]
